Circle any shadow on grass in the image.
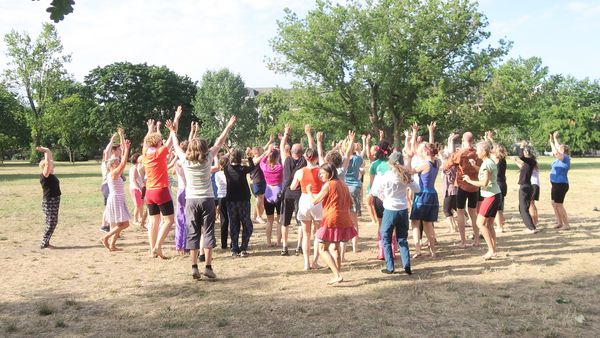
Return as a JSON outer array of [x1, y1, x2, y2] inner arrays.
[[0, 172, 100, 182]]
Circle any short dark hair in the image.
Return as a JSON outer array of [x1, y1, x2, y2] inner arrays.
[[320, 163, 338, 180]]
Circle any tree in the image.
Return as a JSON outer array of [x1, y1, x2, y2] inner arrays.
[[0, 84, 29, 161], [3, 23, 71, 161], [84, 62, 197, 150], [193, 69, 259, 147], [270, 0, 509, 145], [46, 93, 95, 163]]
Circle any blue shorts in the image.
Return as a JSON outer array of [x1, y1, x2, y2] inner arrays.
[[252, 182, 266, 196]]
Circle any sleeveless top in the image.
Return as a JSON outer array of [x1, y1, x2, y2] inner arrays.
[[321, 180, 353, 229], [419, 160, 439, 191], [300, 167, 322, 194]]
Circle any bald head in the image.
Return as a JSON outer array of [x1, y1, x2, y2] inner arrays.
[[462, 132, 474, 147], [291, 143, 303, 159]]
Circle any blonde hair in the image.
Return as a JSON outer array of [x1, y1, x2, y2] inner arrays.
[[144, 132, 162, 148], [186, 138, 209, 163], [39, 160, 47, 171], [389, 162, 412, 184]]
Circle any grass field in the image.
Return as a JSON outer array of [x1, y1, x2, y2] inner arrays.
[[1, 157, 599, 337]]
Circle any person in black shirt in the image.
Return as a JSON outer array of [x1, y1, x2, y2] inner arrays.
[[36, 146, 61, 249], [513, 142, 538, 233], [279, 123, 315, 256], [225, 148, 256, 257]]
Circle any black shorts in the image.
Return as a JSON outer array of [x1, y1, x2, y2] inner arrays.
[[531, 184, 540, 201], [147, 200, 174, 216], [456, 188, 479, 209], [443, 195, 457, 217], [281, 195, 300, 227], [551, 183, 569, 204], [265, 199, 281, 216], [374, 196, 384, 219], [479, 194, 502, 218]]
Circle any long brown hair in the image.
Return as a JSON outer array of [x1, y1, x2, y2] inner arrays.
[[186, 138, 209, 163]]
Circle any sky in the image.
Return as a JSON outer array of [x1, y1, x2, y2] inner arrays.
[[0, 0, 599, 88]]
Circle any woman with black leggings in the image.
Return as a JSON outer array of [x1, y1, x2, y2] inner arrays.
[[513, 142, 538, 234]]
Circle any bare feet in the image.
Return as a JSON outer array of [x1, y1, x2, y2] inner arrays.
[[311, 262, 322, 270], [412, 253, 422, 259], [100, 237, 110, 250], [152, 248, 167, 259], [483, 252, 497, 260], [109, 246, 123, 252], [557, 226, 571, 231], [327, 275, 344, 285]]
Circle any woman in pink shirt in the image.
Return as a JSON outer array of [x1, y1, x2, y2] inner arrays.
[[260, 142, 283, 247]]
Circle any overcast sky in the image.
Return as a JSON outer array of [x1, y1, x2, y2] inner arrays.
[[1, 0, 599, 88]]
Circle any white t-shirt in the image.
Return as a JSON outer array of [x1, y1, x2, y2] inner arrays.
[[215, 171, 227, 199], [182, 153, 214, 199], [375, 171, 421, 211]]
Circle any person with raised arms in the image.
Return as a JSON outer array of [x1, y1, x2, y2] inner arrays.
[[548, 131, 571, 230], [279, 124, 314, 256], [513, 141, 538, 234], [101, 138, 132, 251], [36, 146, 61, 249], [444, 131, 482, 247], [142, 106, 182, 258], [462, 141, 501, 260], [167, 114, 236, 279]]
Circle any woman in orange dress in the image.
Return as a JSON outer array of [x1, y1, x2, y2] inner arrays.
[[306, 163, 358, 285]]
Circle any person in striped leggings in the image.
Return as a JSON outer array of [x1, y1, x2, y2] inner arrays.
[[37, 146, 61, 249]]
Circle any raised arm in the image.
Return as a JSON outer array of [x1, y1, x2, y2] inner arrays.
[[173, 106, 183, 133], [551, 131, 565, 161], [165, 120, 186, 160], [211, 115, 237, 157], [316, 131, 326, 165], [112, 140, 131, 178], [378, 129, 385, 141], [143, 119, 156, 153], [281, 123, 291, 164], [103, 133, 117, 161], [36, 146, 54, 178], [427, 121, 436, 144], [410, 122, 419, 155], [254, 135, 274, 165], [341, 131, 355, 170], [462, 166, 489, 188], [305, 124, 315, 150]]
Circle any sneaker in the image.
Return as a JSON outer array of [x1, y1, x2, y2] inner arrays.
[[199, 254, 206, 262], [281, 247, 289, 256], [99, 225, 110, 233], [381, 268, 394, 274], [295, 247, 302, 256], [404, 267, 412, 275], [192, 267, 201, 280], [231, 251, 239, 257], [203, 267, 217, 279], [240, 251, 249, 257], [524, 228, 538, 234]]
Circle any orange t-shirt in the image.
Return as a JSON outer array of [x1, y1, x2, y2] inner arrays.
[[321, 180, 353, 229], [449, 147, 481, 192], [143, 146, 169, 189], [300, 167, 322, 194]]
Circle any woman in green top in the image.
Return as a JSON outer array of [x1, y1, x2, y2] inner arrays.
[[462, 141, 501, 260]]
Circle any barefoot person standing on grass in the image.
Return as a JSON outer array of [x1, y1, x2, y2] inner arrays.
[[167, 115, 236, 280], [101, 139, 132, 251], [462, 141, 501, 260], [305, 163, 357, 285], [37, 146, 61, 249], [513, 141, 538, 234]]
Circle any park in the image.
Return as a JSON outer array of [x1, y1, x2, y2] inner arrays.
[[1, 0, 600, 337]]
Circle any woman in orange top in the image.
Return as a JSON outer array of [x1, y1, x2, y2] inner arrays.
[[307, 163, 357, 285], [290, 148, 322, 270]]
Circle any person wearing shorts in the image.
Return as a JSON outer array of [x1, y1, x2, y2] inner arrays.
[[444, 132, 482, 247], [345, 150, 363, 252], [129, 153, 147, 228], [549, 132, 571, 230], [260, 144, 283, 247], [530, 166, 540, 226], [463, 141, 501, 260], [250, 146, 267, 224], [168, 114, 236, 280], [290, 149, 322, 270]]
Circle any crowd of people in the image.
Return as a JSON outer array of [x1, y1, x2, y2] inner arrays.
[[36, 108, 573, 284]]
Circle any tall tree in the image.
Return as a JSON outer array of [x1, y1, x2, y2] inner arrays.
[[270, 0, 509, 145], [3, 23, 71, 161], [0, 84, 29, 162], [84, 62, 197, 149], [193, 69, 259, 147]]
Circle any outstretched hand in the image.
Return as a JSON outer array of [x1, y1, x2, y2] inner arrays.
[[227, 115, 237, 128], [124, 139, 131, 149], [175, 105, 183, 119], [165, 119, 175, 132], [411, 122, 419, 131], [304, 124, 312, 135], [427, 121, 437, 132], [284, 123, 291, 135], [316, 131, 324, 143], [35, 146, 49, 153], [348, 130, 356, 142]]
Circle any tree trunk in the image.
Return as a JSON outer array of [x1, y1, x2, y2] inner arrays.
[[368, 83, 382, 133], [69, 148, 74, 164], [391, 112, 403, 149]]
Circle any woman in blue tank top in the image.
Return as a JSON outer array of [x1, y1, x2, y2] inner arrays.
[[410, 143, 440, 258]]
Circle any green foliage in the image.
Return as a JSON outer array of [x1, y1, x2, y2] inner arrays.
[[193, 69, 258, 147], [84, 62, 197, 151], [3, 23, 71, 161], [270, 0, 509, 145], [0, 84, 29, 160]]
